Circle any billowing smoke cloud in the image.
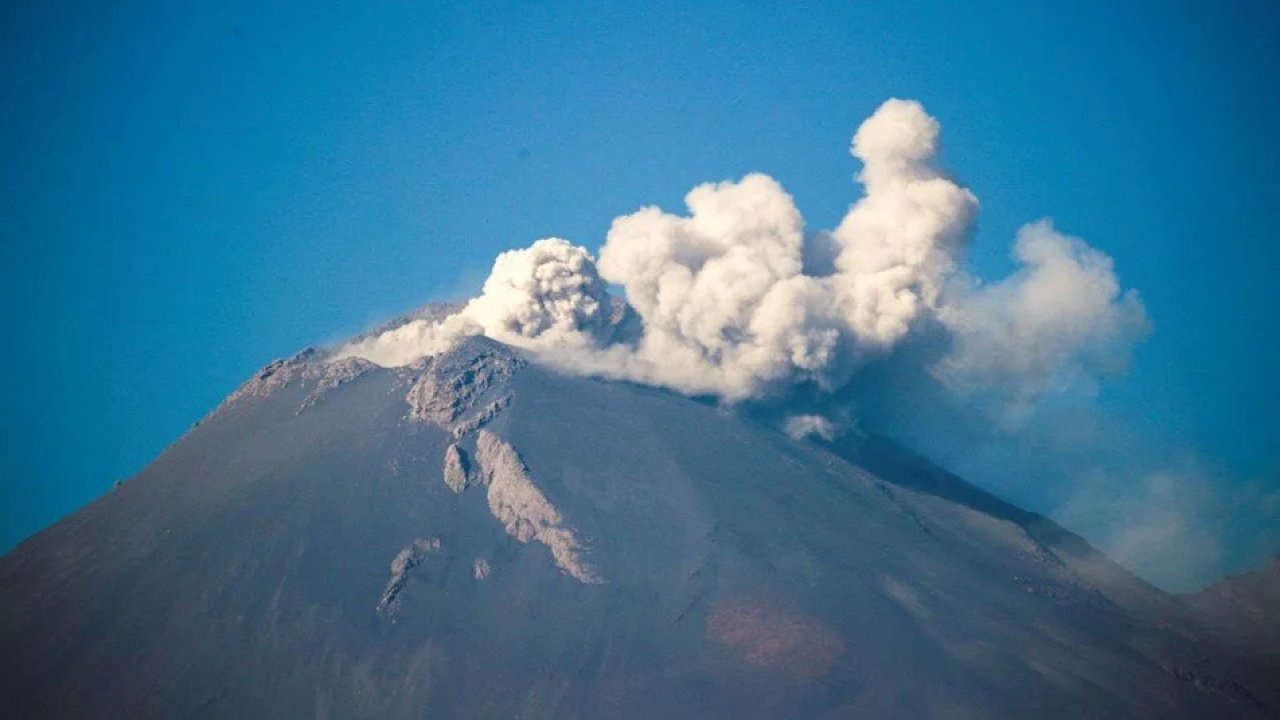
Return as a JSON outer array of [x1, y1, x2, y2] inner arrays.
[[933, 219, 1149, 427], [337, 98, 1143, 420], [596, 173, 843, 399], [338, 238, 615, 366], [830, 98, 978, 347], [467, 238, 614, 348]]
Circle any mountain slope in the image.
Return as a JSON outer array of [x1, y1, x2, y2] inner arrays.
[[1186, 557, 1280, 660], [1, 337, 1276, 718]]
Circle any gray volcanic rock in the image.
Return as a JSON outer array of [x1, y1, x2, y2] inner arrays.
[[1, 337, 1278, 718], [404, 337, 523, 428], [377, 537, 443, 618], [442, 444, 472, 494], [472, 429, 602, 584]]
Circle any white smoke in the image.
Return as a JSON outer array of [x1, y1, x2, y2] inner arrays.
[[783, 415, 839, 442], [596, 173, 843, 399], [336, 312, 476, 367], [830, 98, 978, 347], [1054, 463, 1280, 592], [933, 220, 1149, 426], [336, 238, 613, 366], [336, 98, 1144, 416]]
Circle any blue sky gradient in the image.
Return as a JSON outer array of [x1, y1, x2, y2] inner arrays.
[[2, 1, 1277, 586]]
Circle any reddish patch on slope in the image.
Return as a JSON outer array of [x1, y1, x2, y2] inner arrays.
[[708, 597, 845, 681]]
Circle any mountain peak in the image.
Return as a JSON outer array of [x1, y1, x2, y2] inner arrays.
[[2, 339, 1277, 718]]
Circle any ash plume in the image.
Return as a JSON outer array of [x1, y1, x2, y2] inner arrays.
[[336, 98, 1144, 422]]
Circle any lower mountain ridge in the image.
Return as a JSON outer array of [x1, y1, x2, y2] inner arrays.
[[1, 337, 1276, 718]]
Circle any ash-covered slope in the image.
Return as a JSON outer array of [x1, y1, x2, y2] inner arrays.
[[1, 337, 1276, 718], [1185, 557, 1280, 660]]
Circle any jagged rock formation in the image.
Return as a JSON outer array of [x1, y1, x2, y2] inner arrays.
[[442, 443, 472, 494], [449, 394, 511, 438], [216, 348, 374, 416], [1, 328, 1277, 718], [377, 537, 442, 617], [404, 337, 523, 429], [473, 429, 602, 584], [297, 356, 373, 413]]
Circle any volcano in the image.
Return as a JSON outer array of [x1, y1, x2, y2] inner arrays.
[[1, 333, 1277, 718]]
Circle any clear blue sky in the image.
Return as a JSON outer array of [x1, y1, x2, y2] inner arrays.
[[2, 1, 1278, 574]]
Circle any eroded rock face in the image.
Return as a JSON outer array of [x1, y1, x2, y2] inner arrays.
[[405, 337, 524, 430], [474, 430, 602, 584], [442, 444, 472, 494], [215, 349, 375, 416], [376, 537, 442, 617], [449, 395, 511, 439], [218, 348, 319, 410], [297, 357, 374, 413]]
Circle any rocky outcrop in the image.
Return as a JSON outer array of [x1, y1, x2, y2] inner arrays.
[[215, 349, 375, 416], [404, 337, 524, 428], [449, 395, 511, 438], [376, 537, 442, 617], [473, 430, 601, 584], [442, 444, 472, 494], [297, 357, 374, 413], [218, 348, 320, 411]]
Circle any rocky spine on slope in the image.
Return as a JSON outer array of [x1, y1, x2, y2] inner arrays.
[[442, 444, 473, 493], [217, 350, 375, 416], [377, 537, 443, 617], [473, 429, 602, 584]]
